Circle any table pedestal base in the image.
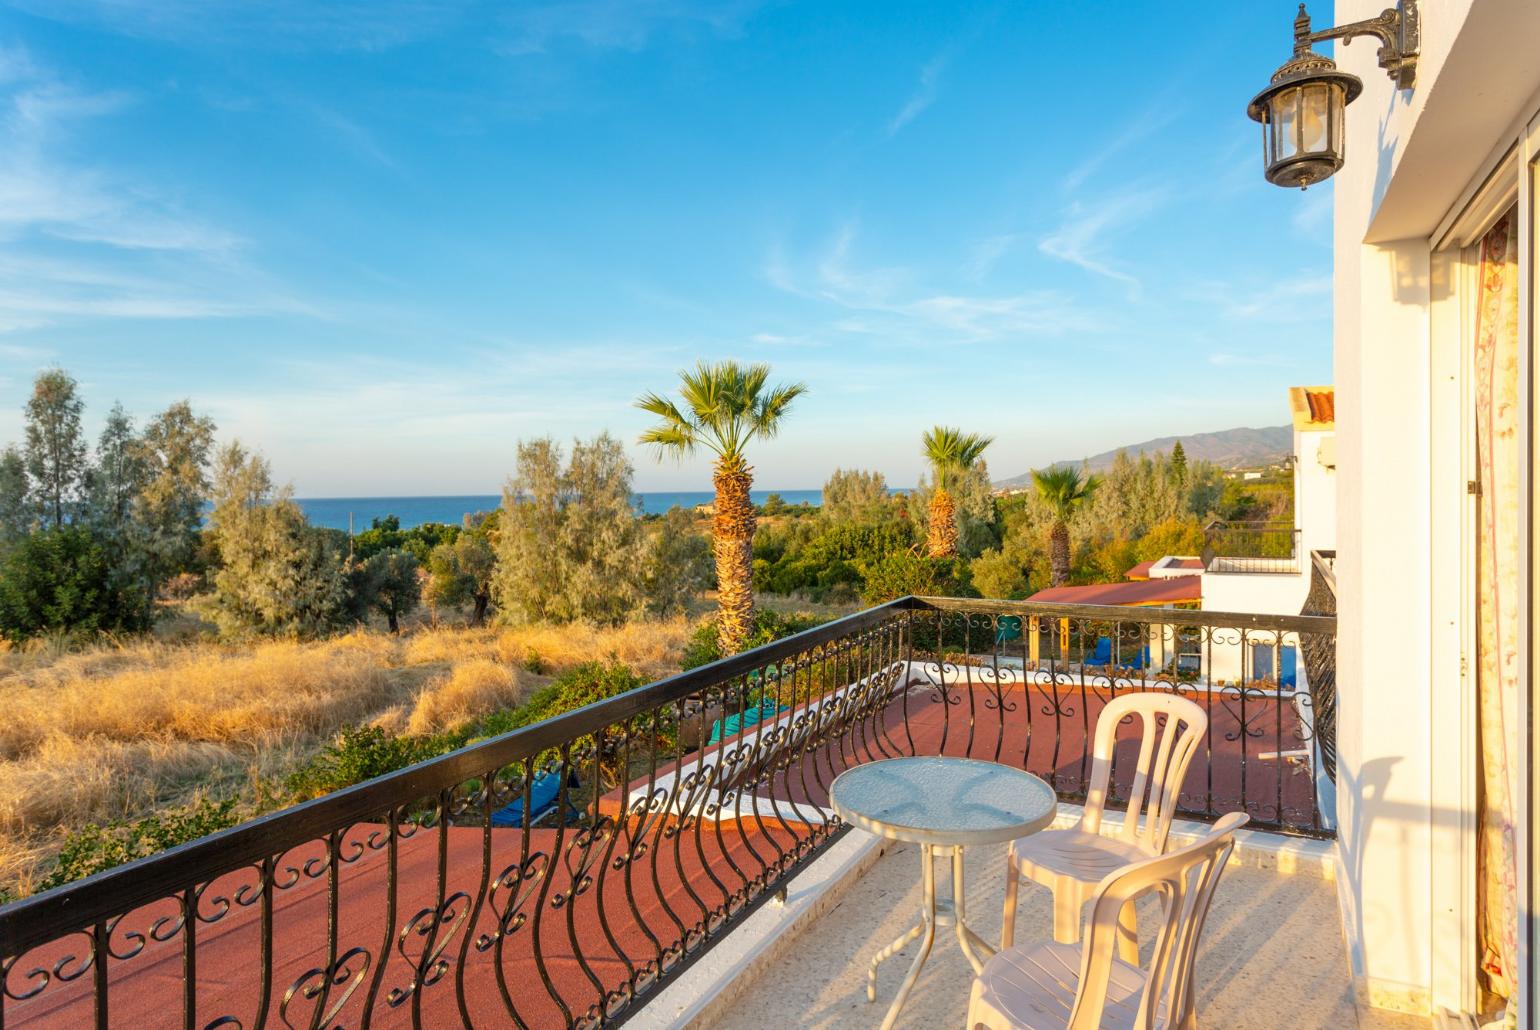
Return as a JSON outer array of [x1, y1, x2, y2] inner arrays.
[[866, 843, 998, 1030]]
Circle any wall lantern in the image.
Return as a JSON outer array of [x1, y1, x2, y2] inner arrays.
[[1247, 2, 1420, 189]]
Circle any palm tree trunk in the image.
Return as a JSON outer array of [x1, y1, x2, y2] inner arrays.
[[712, 464, 756, 654], [927, 488, 957, 558], [1049, 520, 1071, 586]]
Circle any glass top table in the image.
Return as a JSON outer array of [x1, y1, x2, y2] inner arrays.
[[830, 757, 1056, 1030]]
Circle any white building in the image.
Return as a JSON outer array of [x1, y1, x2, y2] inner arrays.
[[1327, 0, 1537, 1021], [1200, 385, 1337, 621]]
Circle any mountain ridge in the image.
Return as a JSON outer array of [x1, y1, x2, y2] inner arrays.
[[994, 425, 1292, 488]]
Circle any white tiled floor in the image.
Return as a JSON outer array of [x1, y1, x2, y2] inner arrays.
[[713, 840, 1427, 1029]]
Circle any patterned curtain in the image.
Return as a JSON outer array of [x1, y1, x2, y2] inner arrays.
[[1474, 208, 1520, 1018]]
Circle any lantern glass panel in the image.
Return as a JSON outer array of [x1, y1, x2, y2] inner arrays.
[[1273, 86, 1300, 160], [1300, 83, 1329, 153], [1330, 83, 1345, 155]]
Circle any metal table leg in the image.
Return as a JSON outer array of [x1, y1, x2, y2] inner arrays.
[[867, 843, 938, 1030], [950, 845, 997, 974]]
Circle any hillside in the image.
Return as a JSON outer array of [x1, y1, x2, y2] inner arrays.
[[994, 425, 1291, 487]]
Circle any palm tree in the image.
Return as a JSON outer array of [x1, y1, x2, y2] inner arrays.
[[921, 426, 993, 558], [1031, 466, 1099, 586], [636, 361, 807, 654]]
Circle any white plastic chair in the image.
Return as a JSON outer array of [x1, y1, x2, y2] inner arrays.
[[969, 811, 1248, 1030], [1002, 692, 1207, 963]]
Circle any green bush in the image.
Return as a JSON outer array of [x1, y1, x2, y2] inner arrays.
[[286, 726, 454, 800], [681, 609, 827, 670], [351, 515, 461, 563], [0, 524, 153, 642], [857, 551, 969, 606], [43, 797, 242, 890], [752, 519, 914, 600], [474, 660, 655, 786]]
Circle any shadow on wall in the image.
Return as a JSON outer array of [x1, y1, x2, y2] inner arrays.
[[1332, 753, 1446, 1001]]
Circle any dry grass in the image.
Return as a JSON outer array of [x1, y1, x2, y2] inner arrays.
[[405, 660, 527, 736], [0, 614, 697, 897]]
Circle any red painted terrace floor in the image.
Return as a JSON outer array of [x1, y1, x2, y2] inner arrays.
[[5, 673, 1320, 1027]]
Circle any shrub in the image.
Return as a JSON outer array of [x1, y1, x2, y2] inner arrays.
[[42, 797, 242, 890], [473, 660, 653, 786], [680, 609, 826, 670], [352, 548, 422, 633], [0, 525, 153, 642], [857, 550, 969, 606], [286, 726, 452, 800], [161, 571, 203, 601]]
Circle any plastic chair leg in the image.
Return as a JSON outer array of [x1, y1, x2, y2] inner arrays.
[[1001, 856, 1019, 949], [1116, 899, 1139, 965], [1052, 885, 1080, 945]]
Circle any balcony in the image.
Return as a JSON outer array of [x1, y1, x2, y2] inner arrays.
[[1202, 519, 1301, 575], [0, 597, 1345, 1028]]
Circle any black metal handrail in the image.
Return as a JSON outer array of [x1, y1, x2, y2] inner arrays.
[[0, 596, 1335, 1028], [1202, 519, 1300, 574]]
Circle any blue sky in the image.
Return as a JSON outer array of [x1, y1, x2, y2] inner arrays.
[[0, 1, 1332, 495]]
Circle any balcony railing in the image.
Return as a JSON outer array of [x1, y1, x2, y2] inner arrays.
[[0, 597, 1335, 1029], [1202, 519, 1301, 574]]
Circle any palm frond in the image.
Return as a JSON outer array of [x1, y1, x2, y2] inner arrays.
[[750, 381, 807, 438], [1030, 465, 1098, 518], [921, 425, 993, 490], [636, 360, 804, 466]]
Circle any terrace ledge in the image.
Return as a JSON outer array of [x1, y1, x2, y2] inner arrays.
[[633, 804, 1336, 1030]]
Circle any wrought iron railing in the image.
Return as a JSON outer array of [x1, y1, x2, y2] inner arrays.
[[0, 597, 1335, 1028], [1202, 519, 1300, 574]]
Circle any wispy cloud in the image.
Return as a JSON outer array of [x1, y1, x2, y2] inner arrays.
[[1291, 187, 1332, 236], [888, 50, 950, 136], [1061, 100, 1183, 192], [1215, 272, 1331, 321], [4, 1, 472, 52], [497, 0, 764, 55], [307, 104, 396, 168], [767, 222, 1096, 342], [1208, 352, 1289, 368], [1037, 188, 1165, 290], [0, 48, 308, 332], [962, 232, 1022, 279]]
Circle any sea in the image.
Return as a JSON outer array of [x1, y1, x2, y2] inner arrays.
[[295, 490, 825, 532]]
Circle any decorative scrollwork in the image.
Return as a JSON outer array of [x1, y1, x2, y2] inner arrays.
[[476, 852, 549, 950], [281, 945, 372, 1029], [385, 892, 471, 1007]]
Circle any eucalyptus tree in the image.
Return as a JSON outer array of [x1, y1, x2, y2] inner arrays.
[[920, 426, 993, 558], [23, 369, 88, 529], [88, 403, 147, 537], [0, 446, 29, 546], [493, 433, 647, 624], [136, 401, 217, 588], [207, 442, 348, 638], [636, 361, 806, 654], [1031, 465, 1100, 586], [821, 468, 892, 525]]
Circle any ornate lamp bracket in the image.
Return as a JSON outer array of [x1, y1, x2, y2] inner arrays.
[[1294, 1, 1420, 88]]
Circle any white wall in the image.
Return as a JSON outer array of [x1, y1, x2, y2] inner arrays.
[[1294, 428, 1336, 555], [1332, 0, 1540, 1017]]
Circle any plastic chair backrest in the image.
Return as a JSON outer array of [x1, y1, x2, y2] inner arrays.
[[1079, 692, 1208, 854], [1067, 811, 1248, 1030]]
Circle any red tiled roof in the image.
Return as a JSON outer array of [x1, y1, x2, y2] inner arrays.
[[1288, 385, 1334, 429], [1026, 576, 1201, 606], [1169, 557, 1204, 569], [1124, 560, 1155, 580]]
